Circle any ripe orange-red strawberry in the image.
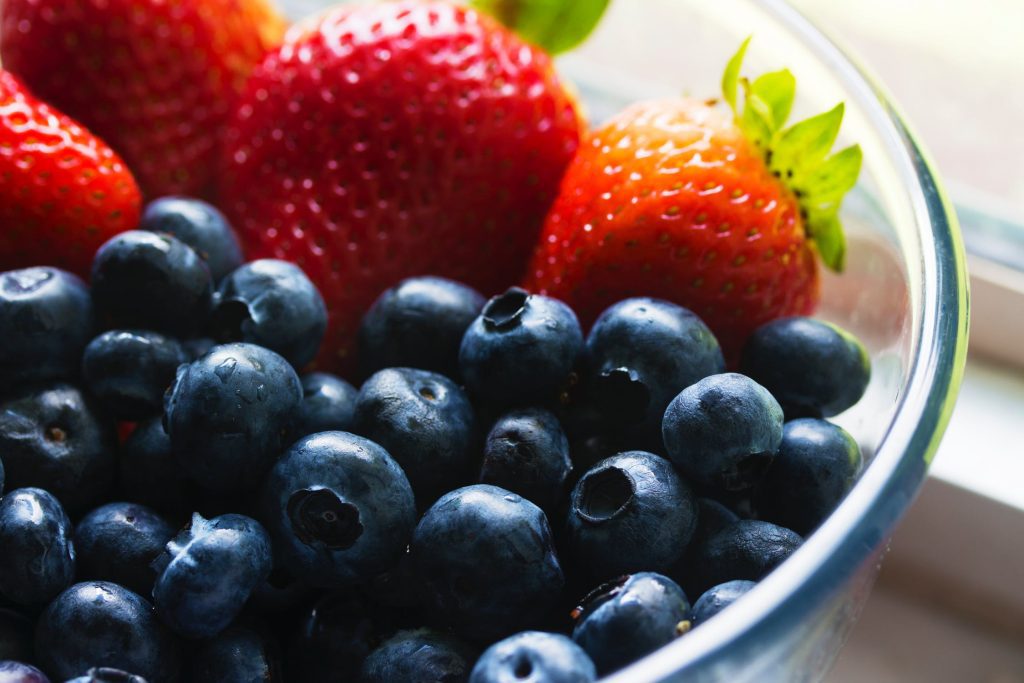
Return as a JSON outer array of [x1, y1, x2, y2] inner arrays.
[[524, 39, 861, 359], [0, 70, 141, 277], [0, 0, 286, 200], [220, 2, 583, 374]]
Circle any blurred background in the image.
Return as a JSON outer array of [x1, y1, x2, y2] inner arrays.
[[276, 0, 1024, 679]]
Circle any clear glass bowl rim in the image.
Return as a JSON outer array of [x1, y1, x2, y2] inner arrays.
[[601, 1, 971, 681]]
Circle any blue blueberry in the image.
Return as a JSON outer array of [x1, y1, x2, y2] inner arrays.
[[210, 260, 326, 368], [411, 485, 564, 641], [261, 432, 416, 587], [163, 343, 302, 493], [740, 317, 871, 418], [63, 668, 148, 683], [117, 419, 192, 517], [754, 419, 863, 535], [459, 288, 583, 408], [152, 513, 272, 639], [191, 626, 280, 683], [286, 592, 379, 683], [73, 503, 176, 598], [90, 231, 212, 338], [296, 372, 358, 437], [0, 384, 115, 513], [358, 629, 475, 683], [669, 499, 741, 598], [571, 573, 690, 675], [690, 580, 757, 627], [566, 451, 697, 581], [354, 368, 476, 507], [81, 331, 187, 420], [35, 582, 181, 683], [0, 661, 49, 683], [140, 197, 243, 282], [0, 609, 34, 662], [0, 268, 92, 389], [479, 408, 571, 513], [0, 489, 75, 606], [581, 298, 724, 450], [358, 276, 486, 380], [662, 373, 784, 492], [470, 631, 595, 683], [685, 520, 803, 598]]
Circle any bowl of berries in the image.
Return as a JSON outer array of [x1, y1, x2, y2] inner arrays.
[[0, 0, 967, 682]]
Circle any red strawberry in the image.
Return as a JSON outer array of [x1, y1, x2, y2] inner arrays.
[[0, 70, 141, 277], [220, 2, 583, 374], [524, 39, 861, 359], [0, 0, 287, 199]]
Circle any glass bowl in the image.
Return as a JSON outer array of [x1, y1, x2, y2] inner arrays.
[[276, 0, 969, 679], [551, 1, 970, 680]]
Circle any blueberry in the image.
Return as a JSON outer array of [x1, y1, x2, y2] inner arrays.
[[63, 668, 148, 683], [163, 343, 302, 493], [667, 498, 740, 598], [0, 489, 75, 607], [286, 593, 379, 683], [181, 337, 216, 361], [117, 419, 192, 517], [0, 609, 34, 662], [740, 317, 871, 418], [353, 368, 476, 507], [470, 631, 596, 683], [479, 408, 571, 513], [662, 373, 784, 492], [754, 418, 863, 535], [90, 231, 212, 337], [0, 268, 93, 389], [0, 385, 115, 513], [0, 456, 5, 497], [140, 197, 243, 282], [685, 520, 803, 597], [296, 372, 358, 437], [459, 288, 582, 408], [191, 626, 280, 683], [0, 661, 49, 683], [151, 513, 272, 639], [81, 331, 187, 420], [210, 260, 326, 368], [261, 432, 416, 587], [358, 629, 475, 683], [690, 580, 757, 627], [566, 451, 697, 581], [571, 573, 690, 675], [580, 298, 724, 450], [73, 503, 176, 598], [358, 276, 486, 380], [35, 582, 181, 683], [411, 485, 564, 641]]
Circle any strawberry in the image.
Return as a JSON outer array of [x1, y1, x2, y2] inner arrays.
[[0, 0, 286, 200], [0, 70, 141, 277], [219, 2, 582, 374], [524, 39, 862, 359]]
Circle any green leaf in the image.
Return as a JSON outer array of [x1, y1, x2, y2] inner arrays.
[[806, 210, 847, 272], [722, 35, 752, 116], [748, 69, 795, 132], [800, 144, 863, 212], [471, 0, 610, 55], [770, 103, 845, 181], [739, 88, 775, 152]]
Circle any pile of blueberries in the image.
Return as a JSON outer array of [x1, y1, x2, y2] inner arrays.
[[0, 198, 871, 683]]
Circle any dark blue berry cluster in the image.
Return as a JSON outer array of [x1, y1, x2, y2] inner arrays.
[[0, 198, 872, 682]]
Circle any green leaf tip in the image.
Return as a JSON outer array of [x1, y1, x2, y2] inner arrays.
[[720, 38, 861, 273], [471, 0, 610, 55]]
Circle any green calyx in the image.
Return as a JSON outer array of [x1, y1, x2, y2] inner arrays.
[[470, 0, 609, 55], [722, 37, 862, 272]]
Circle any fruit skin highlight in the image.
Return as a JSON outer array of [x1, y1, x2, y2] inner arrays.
[[219, 2, 583, 374]]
